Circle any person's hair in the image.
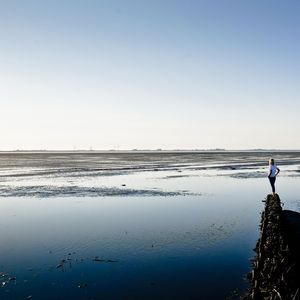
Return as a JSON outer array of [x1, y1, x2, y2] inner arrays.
[[269, 158, 275, 165]]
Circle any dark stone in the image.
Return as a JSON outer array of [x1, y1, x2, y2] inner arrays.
[[243, 194, 300, 299]]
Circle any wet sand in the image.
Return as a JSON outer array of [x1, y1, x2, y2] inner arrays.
[[1, 151, 300, 198], [0, 151, 300, 299]]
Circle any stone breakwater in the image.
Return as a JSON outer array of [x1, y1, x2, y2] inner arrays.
[[244, 194, 300, 300]]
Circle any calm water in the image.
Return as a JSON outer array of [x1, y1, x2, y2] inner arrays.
[[0, 151, 300, 299]]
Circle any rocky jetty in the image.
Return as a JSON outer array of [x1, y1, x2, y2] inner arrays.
[[244, 194, 300, 300]]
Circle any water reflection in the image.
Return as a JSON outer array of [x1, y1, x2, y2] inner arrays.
[[0, 190, 260, 299]]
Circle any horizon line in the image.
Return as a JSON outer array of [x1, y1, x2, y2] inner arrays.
[[1, 148, 300, 153]]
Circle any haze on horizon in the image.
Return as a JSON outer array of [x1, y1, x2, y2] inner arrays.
[[1, 0, 300, 151]]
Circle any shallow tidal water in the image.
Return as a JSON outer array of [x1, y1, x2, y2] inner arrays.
[[0, 151, 300, 299]]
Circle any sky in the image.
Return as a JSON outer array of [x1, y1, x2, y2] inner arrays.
[[1, 0, 300, 150]]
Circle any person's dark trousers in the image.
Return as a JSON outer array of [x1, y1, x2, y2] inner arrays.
[[269, 176, 276, 193]]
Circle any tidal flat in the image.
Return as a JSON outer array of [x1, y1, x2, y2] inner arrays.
[[0, 151, 300, 299]]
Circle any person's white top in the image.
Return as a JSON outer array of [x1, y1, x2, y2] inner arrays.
[[269, 165, 278, 177]]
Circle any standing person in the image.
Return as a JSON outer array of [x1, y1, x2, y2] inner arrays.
[[268, 158, 280, 196]]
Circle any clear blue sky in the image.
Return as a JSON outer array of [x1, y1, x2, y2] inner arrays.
[[1, 0, 299, 150]]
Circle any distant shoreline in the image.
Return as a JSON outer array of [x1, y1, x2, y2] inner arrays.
[[0, 149, 300, 154]]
